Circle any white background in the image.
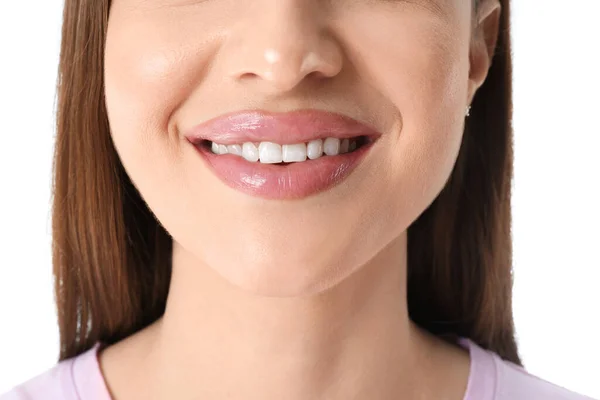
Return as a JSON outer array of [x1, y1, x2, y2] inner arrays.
[[0, 0, 599, 398]]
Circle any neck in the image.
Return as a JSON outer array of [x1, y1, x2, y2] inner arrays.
[[111, 232, 466, 399]]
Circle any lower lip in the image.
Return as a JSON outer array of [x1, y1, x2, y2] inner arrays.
[[192, 141, 374, 200]]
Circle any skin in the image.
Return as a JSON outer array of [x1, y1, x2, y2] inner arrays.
[[100, 0, 501, 398]]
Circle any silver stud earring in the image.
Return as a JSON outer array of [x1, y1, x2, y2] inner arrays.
[[465, 105, 472, 117]]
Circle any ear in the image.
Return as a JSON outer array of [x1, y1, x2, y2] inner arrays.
[[467, 0, 502, 106]]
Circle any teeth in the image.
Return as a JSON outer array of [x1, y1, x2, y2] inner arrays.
[[340, 139, 350, 154], [323, 137, 340, 156], [258, 142, 283, 164], [227, 144, 243, 156], [242, 142, 259, 162], [307, 139, 323, 160], [210, 137, 361, 163], [282, 143, 307, 162], [212, 142, 229, 155]]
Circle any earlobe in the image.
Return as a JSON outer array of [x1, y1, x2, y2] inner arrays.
[[467, 0, 502, 105]]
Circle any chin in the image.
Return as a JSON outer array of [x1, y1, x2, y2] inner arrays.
[[208, 247, 357, 298]]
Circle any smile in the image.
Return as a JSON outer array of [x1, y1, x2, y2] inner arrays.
[[185, 109, 381, 200]]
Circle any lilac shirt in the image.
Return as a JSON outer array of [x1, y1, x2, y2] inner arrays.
[[1, 338, 594, 400]]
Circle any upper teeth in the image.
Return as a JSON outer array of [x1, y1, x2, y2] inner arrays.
[[210, 138, 359, 163]]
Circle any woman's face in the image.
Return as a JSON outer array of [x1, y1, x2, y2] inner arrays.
[[104, 0, 481, 295]]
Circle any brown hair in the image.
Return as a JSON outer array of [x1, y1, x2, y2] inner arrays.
[[52, 0, 521, 365]]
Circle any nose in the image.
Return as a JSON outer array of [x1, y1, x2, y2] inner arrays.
[[222, 1, 344, 94]]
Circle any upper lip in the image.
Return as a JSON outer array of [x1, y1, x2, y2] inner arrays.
[[184, 109, 382, 145]]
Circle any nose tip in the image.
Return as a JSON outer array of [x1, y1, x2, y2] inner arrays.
[[223, 15, 344, 94], [251, 47, 341, 92]]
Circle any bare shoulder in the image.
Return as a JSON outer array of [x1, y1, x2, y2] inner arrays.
[[495, 358, 597, 400]]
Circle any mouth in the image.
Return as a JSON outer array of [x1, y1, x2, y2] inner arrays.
[[197, 134, 374, 165], [185, 109, 381, 200]]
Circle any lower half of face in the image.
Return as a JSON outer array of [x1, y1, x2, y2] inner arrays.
[[104, 0, 472, 296]]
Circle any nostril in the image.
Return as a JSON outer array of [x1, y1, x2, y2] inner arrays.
[[238, 72, 260, 81]]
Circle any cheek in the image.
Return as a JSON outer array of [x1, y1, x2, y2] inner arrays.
[[340, 11, 470, 213], [103, 9, 211, 253], [104, 6, 223, 154], [103, 6, 224, 208]]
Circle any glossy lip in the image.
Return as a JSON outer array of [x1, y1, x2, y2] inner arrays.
[[184, 109, 382, 145], [184, 109, 382, 200]]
